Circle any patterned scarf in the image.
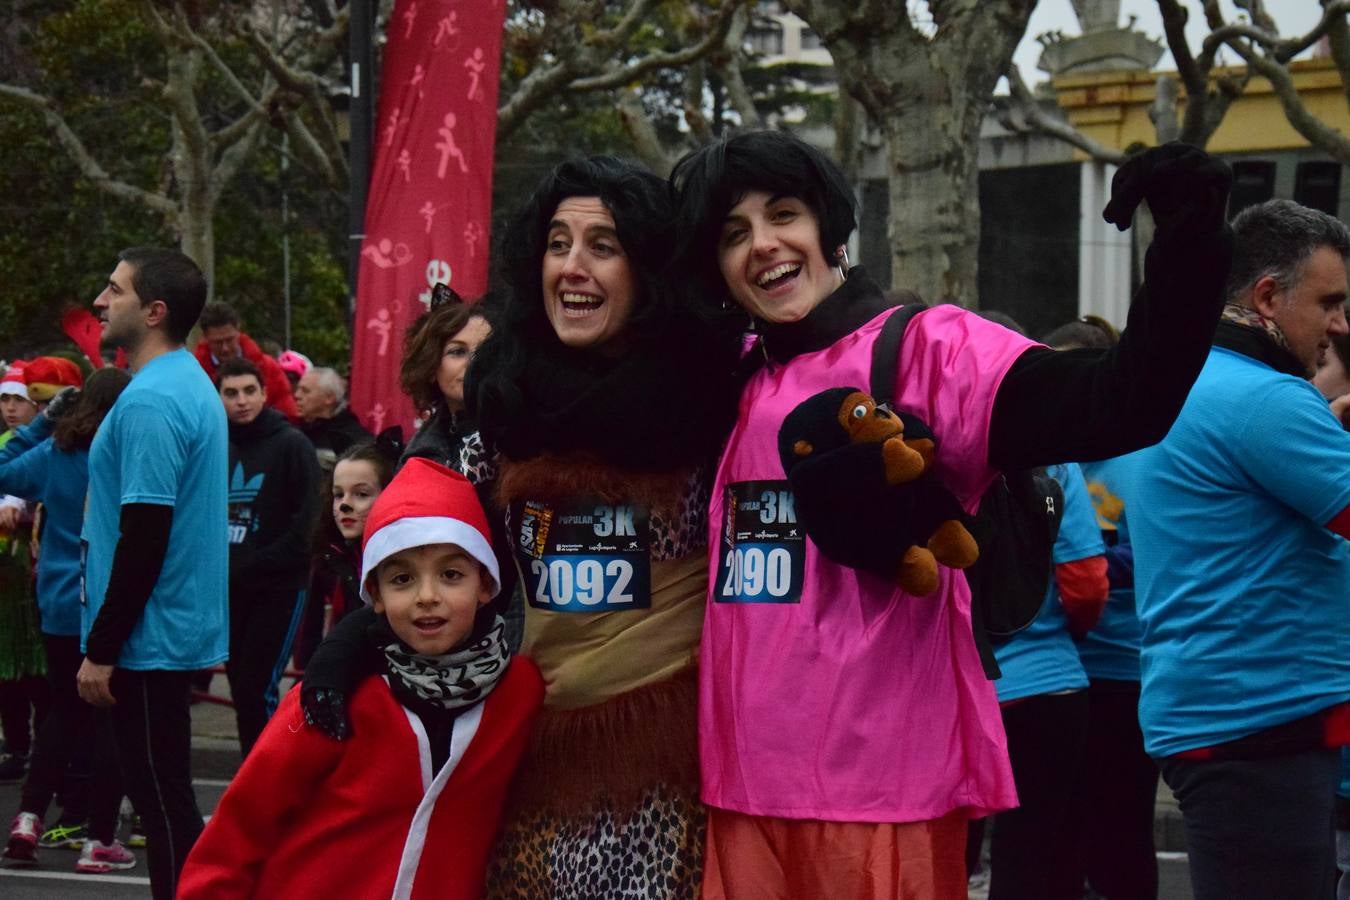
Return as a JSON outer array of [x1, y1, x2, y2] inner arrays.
[[378, 615, 509, 712], [1220, 303, 1293, 353]]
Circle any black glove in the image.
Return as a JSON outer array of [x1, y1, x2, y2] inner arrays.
[[301, 686, 350, 741], [1102, 142, 1232, 238], [42, 386, 80, 421], [298, 604, 381, 740]]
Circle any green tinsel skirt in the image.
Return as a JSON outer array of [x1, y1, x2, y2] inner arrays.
[[0, 547, 45, 681]]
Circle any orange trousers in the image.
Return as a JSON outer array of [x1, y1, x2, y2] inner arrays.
[[701, 807, 968, 900]]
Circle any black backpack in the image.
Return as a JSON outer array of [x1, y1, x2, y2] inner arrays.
[[870, 303, 1063, 679]]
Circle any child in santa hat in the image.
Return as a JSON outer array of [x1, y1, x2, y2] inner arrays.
[[179, 458, 542, 900]]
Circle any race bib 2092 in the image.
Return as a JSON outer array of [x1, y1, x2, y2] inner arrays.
[[513, 499, 652, 612]]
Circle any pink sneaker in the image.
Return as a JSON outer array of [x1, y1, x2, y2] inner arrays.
[[3, 812, 41, 865], [76, 838, 136, 873]]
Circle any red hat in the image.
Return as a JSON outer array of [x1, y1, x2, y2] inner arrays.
[[359, 458, 499, 604], [0, 362, 29, 401], [25, 356, 84, 403]]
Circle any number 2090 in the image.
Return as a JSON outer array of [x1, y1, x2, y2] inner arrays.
[[721, 546, 794, 599]]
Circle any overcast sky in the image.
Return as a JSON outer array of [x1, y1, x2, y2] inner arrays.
[[1011, 0, 1327, 85]]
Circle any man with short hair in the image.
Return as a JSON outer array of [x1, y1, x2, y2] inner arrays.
[[1120, 198, 1350, 900], [193, 302, 299, 421], [217, 357, 319, 758], [294, 366, 371, 468], [75, 247, 227, 899]]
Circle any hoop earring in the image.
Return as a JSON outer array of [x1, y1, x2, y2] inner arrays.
[[835, 245, 850, 282]]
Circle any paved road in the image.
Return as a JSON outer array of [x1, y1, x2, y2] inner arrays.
[[0, 676, 1199, 899]]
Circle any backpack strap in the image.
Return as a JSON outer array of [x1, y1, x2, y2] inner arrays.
[[869, 302, 928, 405]]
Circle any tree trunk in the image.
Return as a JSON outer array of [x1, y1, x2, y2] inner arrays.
[[881, 112, 982, 306], [179, 191, 215, 300], [782, 2, 1035, 309]]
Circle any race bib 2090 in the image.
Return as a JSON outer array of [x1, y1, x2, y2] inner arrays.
[[715, 480, 804, 604]]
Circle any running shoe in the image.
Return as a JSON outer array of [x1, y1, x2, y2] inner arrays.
[[126, 814, 146, 848], [39, 822, 88, 849], [3, 812, 41, 865], [76, 838, 136, 873]]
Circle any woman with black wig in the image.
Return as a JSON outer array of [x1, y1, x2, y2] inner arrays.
[[668, 131, 1233, 897], [301, 156, 741, 897]]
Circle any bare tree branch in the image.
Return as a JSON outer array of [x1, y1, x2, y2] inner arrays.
[[0, 83, 179, 219], [567, 3, 741, 92], [1202, 0, 1350, 64], [1158, 0, 1208, 102], [498, 0, 740, 142], [712, 4, 762, 128], [618, 86, 677, 175], [1000, 65, 1127, 164], [682, 60, 714, 145], [211, 117, 268, 204], [1223, 34, 1350, 163], [1149, 74, 1181, 143], [1328, 0, 1350, 107]]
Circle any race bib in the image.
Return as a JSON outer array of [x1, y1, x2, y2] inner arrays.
[[715, 480, 804, 604], [514, 499, 652, 612]]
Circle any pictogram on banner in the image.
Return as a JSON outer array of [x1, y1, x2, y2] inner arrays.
[[349, 0, 506, 434]]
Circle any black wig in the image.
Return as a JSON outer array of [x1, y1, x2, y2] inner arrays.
[[670, 130, 858, 303]]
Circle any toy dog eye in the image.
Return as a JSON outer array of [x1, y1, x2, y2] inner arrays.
[[851, 404, 868, 419]]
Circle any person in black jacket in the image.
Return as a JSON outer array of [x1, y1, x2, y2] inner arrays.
[[217, 357, 320, 757]]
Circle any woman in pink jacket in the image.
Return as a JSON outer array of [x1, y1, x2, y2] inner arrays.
[[669, 132, 1233, 897]]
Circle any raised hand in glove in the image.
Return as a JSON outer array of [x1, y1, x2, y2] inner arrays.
[[42, 386, 80, 422], [1102, 142, 1232, 239]]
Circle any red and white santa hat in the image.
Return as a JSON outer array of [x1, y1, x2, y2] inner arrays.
[[359, 457, 499, 604], [0, 362, 29, 401]]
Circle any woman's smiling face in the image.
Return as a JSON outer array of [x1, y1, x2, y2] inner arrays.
[[717, 190, 839, 324], [540, 196, 636, 352]]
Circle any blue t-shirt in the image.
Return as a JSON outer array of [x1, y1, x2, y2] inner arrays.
[[1077, 455, 1143, 682], [0, 417, 87, 636], [1119, 347, 1350, 757], [994, 463, 1102, 703], [82, 349, 229, 670]]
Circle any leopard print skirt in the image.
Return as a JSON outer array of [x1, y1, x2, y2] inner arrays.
[[484, 781, 705, 899], [484, 668, 705, 898]]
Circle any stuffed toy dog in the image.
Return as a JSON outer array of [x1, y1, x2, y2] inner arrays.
[[778, 387, 978, 596]]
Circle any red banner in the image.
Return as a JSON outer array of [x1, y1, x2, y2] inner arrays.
[[349, 0, 506, 435]]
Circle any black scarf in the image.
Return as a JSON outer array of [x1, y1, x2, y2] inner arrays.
[[1213, 303, 1307, 378], [758, 267, 914, 364], [469, 317, 741, 471]]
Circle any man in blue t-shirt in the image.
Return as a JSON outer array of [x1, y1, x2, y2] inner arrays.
[[1120, 200, 1350, 900], [74, 247, 227, 900]]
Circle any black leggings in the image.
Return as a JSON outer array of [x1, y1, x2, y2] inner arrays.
[[226, 586, 306, 758], [1067, 679, 1160, 900], [0, 674, 48, 759], [19, 635, 124, 839], [990, 690, 1090, 900], [109, 669, 203, 900]]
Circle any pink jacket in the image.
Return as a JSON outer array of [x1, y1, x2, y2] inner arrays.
[[700, 304, 1031, 822]]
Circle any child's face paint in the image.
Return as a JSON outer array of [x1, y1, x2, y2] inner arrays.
[[332, 459, 383, 541]]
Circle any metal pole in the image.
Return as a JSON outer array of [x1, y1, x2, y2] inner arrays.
[[348, 0, 375, 319], [282, 131, 292, 348]]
